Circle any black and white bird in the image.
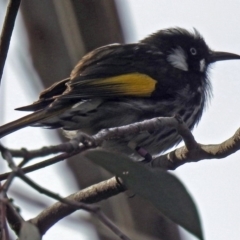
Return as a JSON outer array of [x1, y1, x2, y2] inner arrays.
[[0, 28, 239, 159]]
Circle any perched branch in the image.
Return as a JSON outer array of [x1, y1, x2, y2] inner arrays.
[[151, 126, 240, 170], [1, 117, 240, 180], [0, 0, 22, 84], [94, 116, 180, 144], [1, 117, 180, 179], [4, 116, 179, 158]]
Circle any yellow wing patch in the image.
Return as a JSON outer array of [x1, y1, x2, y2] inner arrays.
[[90, 73, 157, 97]]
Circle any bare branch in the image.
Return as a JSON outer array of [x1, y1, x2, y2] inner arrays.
[[151, 127, 240, 169], [1, 116, 240, 237], [0, 146, 130, 240], [0, 116, 240, 180], [0, 149, 85, 181], [0, 146, 24, 237], [5, 199, 23, 236], [30, 177, 125, 235], [1, 149, 126, 237], [1, 117, 180, 179], [0, 197, 9, 240], [20, 175, 130, 240], [0, 0, 22, 84]]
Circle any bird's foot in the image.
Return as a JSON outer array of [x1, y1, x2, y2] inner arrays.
[[70, 132, 97, 150], [128, 141, 152, 163]]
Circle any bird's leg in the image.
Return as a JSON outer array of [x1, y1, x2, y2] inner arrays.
[[128, 141, 152, 163]]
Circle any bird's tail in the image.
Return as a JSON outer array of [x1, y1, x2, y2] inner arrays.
[[0, 109, 58, 139]]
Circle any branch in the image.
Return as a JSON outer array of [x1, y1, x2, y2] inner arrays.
[[19, 174, 129, 240], [5, 199, 23, 235], [1, 116, 240, 179], [23, 119, 240, 237], [1, 145, 129, 239], [0, 145, 25, 234], [1, 116, 240, 237], [151, 126, 240, 170], [0, 0, 22, 84], [29, 177, 125, 235], [0, 146, 87, 181], [0, 117, 179, 179]]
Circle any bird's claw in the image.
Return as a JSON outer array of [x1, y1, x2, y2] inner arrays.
[[70, 132, 97, 149]]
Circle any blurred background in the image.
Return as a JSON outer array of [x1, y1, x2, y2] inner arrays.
[[0, 0, 240, 239]]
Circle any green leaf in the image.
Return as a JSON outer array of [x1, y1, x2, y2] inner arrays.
[[19, 222, 41, 240], [84, 149, 204, 240]]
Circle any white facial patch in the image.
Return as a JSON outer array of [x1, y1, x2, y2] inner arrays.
[[200, 59, 206, 72], [167, 47, 188, 71]]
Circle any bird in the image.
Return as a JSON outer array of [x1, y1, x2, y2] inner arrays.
[[0, 27, 239, 160]]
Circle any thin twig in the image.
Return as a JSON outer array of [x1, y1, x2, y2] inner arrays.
[[0, 197, 9, 240], [18, 173, 98, 212], [0, 148, 85, 181], [0, 144, 21, 194], [0, 0, 22, 84], [0, 146, 24, 236], [1, 146, 130, 240], [8, 142, 85, 160], [30, 177, 126, 235], [5, 199, 23, 235], [0, 3, 25, 234], [18, 173, 130, 240]]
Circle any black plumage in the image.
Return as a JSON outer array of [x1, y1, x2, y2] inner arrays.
[[0, 28, 239, 160]]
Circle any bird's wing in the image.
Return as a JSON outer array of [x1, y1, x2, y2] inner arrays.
[[63, 43, 164, 99], [17, 43, 165, 111], [0, 43, 166, 138]]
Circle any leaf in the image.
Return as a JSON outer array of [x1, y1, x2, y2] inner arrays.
[[19, 222, 41, 240], [84, 149, 204, 240]]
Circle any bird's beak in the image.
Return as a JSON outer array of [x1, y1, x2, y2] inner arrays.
[[209, 51, 240, 63]]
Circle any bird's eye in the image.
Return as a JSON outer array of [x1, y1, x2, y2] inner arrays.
[[190, 47, 197, 55]]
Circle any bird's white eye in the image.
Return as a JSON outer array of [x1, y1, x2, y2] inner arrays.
[[190, 47, 197, 55]]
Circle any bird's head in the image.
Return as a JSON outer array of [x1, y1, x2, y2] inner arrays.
[[141, 27, 240, 73]]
